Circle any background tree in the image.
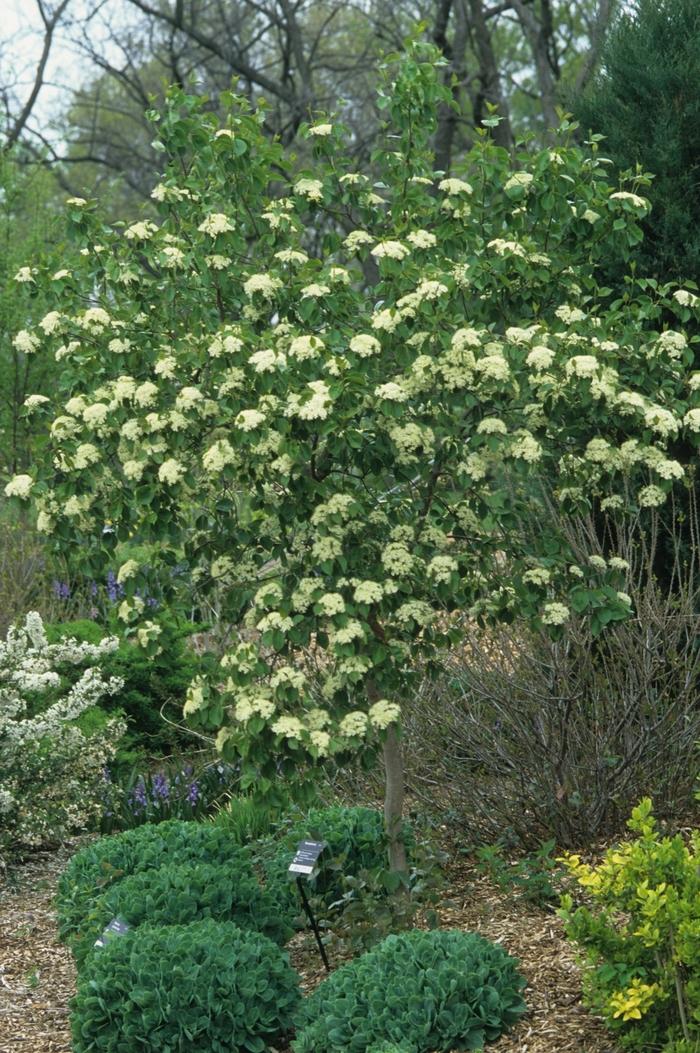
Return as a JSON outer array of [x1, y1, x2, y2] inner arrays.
[[2, 0, 617, 208], [0, 0, 71, 153], [573, 0, 700, 285]]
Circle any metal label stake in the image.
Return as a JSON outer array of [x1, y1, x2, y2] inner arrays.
[[289, 839, 330, 973]]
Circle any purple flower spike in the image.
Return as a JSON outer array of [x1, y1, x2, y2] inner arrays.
[[106, 570, 124, 603], [152, 772, 170, 800], [131, 777, 148, 811]]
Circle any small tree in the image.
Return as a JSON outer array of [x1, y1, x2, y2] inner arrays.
[[6, 42, 700, 871]]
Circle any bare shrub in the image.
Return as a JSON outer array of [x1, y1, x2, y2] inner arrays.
[[403, 495, 700, 847]]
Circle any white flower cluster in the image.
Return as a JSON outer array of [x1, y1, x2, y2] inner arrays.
[[0, 613, 124, 853]]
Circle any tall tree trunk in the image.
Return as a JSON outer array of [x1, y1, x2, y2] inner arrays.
[[433, 0, 470, 174], [574, 0, 616, 94], [383, 723, 407, 874], [511, 0, 560, 136], [468, 0, 513, 149]]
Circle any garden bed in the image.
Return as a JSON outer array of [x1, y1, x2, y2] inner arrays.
[[0, 838, 616, 1053]]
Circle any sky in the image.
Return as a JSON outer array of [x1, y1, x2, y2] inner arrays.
[[1, 0, 116, 136]]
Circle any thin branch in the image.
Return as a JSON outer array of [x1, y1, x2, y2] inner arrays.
[[3, 0, 71, 152]]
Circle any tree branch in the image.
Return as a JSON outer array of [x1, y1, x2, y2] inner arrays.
[[2, 0, 71, 152]]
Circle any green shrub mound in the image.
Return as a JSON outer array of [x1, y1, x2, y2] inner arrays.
[[57, 820, 246, 947], [71, 919, 300, 1053], [71, 859, 295, 967], [263, 806, 413, 911], [293, 929, 527, 1053], [367, 1045, 414, 1053]]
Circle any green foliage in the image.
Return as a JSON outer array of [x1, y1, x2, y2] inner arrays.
[[560, 798, 700, 1050], [261, 806, 413, 911], [56, 820, 247, 949], [212, 793, 284, 844], [46, 618, 202, 756], [0, 156, 67, 480], [47, 618, 105, 644], [256, 805, 441, 951], [71, 918, 301, 1053], [573, 0, 700, 284], [0, 519, 90, 640], [293, 928, 527, 1053], [320, 835, 446, 953], [475, 840, 563, 908], [71, 859, 294, 967]]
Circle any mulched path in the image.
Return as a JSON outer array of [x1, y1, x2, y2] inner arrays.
[[0, 845, 77, 1053], [0, 841, 617, 1053]]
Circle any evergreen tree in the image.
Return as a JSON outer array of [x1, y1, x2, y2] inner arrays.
[[574, 0, 700, 284]]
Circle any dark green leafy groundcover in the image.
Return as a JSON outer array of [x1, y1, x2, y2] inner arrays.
[[262, 806, 414, 911], [71, 919, 300, 1053], [45, 617, 202, 758], [56, 820, 247, 948], [293, 929, 526, 1053], [70, 859, 295, 967]]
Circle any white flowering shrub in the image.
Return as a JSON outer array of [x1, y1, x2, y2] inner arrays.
[[0, 612, 124, 859], [6, 43, 700, 867]]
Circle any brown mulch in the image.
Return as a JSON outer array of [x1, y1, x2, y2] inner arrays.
[[0, 842, 617, 1053], [0, 844, 78, 1053]]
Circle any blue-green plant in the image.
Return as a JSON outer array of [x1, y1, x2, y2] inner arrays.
[[71, 919, 300, 1053], [293, 928, 527, 1052], [70, 858, 295, 967], [56, 819, 245, 948]]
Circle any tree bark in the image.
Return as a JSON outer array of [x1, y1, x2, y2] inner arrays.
[[468, 0, 513, 149], [433, 0, 470, 174], [511, 0, 560, 136], [574, 0, 616, 94], [383, 723, 408, 874]]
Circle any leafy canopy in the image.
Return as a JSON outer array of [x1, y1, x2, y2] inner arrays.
[[8, 41, 700, 800]]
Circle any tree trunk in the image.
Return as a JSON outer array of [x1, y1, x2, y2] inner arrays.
[[468, 0, 513, 149], [511, 0, 560, 137], [383, 723, 408, 874], [574, 0, 616, 94], [433, 0, 470, 175]]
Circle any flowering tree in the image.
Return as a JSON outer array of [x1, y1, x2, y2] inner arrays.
[[0, 613, 124, 859], [6, 43, 700, 871]]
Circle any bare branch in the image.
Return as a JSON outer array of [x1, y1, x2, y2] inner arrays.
[[2, 0, 71, 152]]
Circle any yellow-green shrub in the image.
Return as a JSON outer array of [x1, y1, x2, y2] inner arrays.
[[560, 798, 700, 1051]]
